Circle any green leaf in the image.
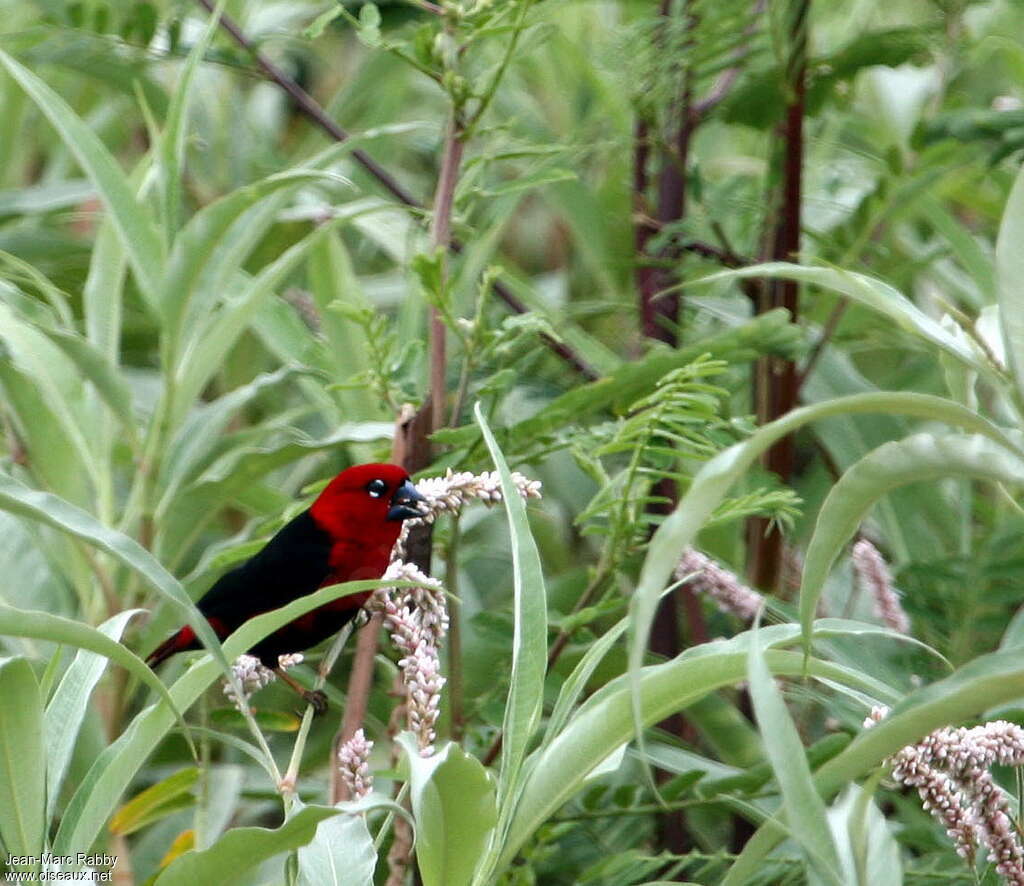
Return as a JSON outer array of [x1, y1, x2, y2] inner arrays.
[[0, 658, 44, 873], [996, 161, 1024, 406], [0, 50, 164, 306], [45, 609, 142, 818], [747, 620, 843, 884], [0, 301, 104, 498], [397, 736, 497, 886], [295, 800, 376, 886], [725, 648, 1024, 882], [82, 199, 128, 362], [171, 221, 343, 421], [40, 327, 135, 428], [110, 767, 200, 836], [158, 0, 222, 237], [498, 645, 887, 873], [154, 804, 339, 885], [160, 169, 334, 371], [627, 392, 1019, 796], [53, 577, 420, 857], [0, 603, 189, 753], [799, 433, 1024, 652], [474, 404, 547, 876], [696, 263, 993, 378], [308, 233, 378, 420], [0, 471, 228, 680], [825, 782, 903, 886]]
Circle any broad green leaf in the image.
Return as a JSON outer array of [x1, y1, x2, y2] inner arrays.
[[996, 161, 1024, 406], [825, 782, 902, 886], [45, 609, 142, 818], [696, 263, 993, 378], [498, 646, 885, 873], [747, 620, 842, 884], [799, 433, 1024, 651], [0, 471, 227, 679], [171, 222, 342, 421], [0, 50, 164, 306], [397, 736, 497, 886], [0, 603, 188, 751], [110, 767, 200, 836], [82, 213, 126, 362], [39, 327, 135, 429], [308, 233, 379, 420], [53, 577, 424, 857], [294, 800, 376, 886], [160, 170, 333, 369], [543, 613, 627, 745], [154, 804, 339, 885], [626, 392, 1022, 790], [0, 301, 103, 497], [0, 658, 44, 873], [157, 366, 309, 506], [725, 648, 1024, 883], [474, 405, 547, 878]]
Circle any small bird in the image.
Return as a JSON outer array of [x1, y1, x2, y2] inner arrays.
[[146, 463, 425, 713]]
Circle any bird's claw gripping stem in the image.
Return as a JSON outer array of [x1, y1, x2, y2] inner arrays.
[[303, 689, 328, 716]]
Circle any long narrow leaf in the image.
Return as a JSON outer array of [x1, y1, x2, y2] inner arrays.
[[0, 658, 44, 875], [0, 51, 164, 306], [798, 433, 1024, 651], [747, 620, 843, 884], [474, 404, 548, 877]]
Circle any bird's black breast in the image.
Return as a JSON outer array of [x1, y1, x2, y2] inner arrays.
[[197, 509, 333, 630]]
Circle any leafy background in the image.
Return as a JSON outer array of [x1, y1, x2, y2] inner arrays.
[[2, 0, 1024, 884]]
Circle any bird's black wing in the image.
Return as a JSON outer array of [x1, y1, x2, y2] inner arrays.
[[197, 509, 333, 630]]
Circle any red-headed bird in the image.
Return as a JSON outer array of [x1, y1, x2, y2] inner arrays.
[[146, 463, 425, 712]]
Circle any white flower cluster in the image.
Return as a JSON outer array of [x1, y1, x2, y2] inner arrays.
[[371, 468, 541, 754], [412, 468, 543, 522], [852, 539, 911, 634], [337, 728, 374, 799], [675, 547, 764, 620], [392, 468, 542, 561], [866, 706, 1024, 881], [222, 653, 304, 712], [371, 560, 450, 756]]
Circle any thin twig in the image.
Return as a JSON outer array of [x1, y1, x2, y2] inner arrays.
[[192, 0, 598, 381]]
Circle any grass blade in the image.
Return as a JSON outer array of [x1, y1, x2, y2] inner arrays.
[[0, 50, 164, 306], [747, 618, 843, 884], [0, 658, 44, 876], [798, 433, 1024, 652]]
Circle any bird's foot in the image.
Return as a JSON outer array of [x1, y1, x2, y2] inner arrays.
[[302, 689, 328, 716]]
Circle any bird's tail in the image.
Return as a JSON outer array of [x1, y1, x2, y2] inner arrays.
[[146, 626, 197, 669]]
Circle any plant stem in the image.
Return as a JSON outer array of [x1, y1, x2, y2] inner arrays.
[[281, 623, 354, 811], [192, 0, 597, 381], [429, 117, 465, 434], [746, 0, 807, 592], [446, 518, 464, 741]]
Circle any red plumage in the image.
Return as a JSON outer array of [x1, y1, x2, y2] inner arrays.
[[147, 463, 424, 670]]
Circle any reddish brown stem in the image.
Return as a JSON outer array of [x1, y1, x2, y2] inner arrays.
[[429, 122, 465, 433], [746, 0, 807, 591]]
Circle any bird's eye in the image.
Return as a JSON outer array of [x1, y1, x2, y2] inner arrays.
[[366, 479, 388, 498]]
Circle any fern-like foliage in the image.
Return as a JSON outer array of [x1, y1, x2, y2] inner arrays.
[[571, 355, 800, 569]]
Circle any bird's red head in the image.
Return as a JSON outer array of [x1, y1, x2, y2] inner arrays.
[[309, 463, 424, 545]]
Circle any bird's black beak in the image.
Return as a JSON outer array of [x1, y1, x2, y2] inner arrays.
[[387, 479, 426, 522]]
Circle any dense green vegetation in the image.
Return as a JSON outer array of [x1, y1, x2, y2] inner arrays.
[[4, 0, 1024, 883]]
